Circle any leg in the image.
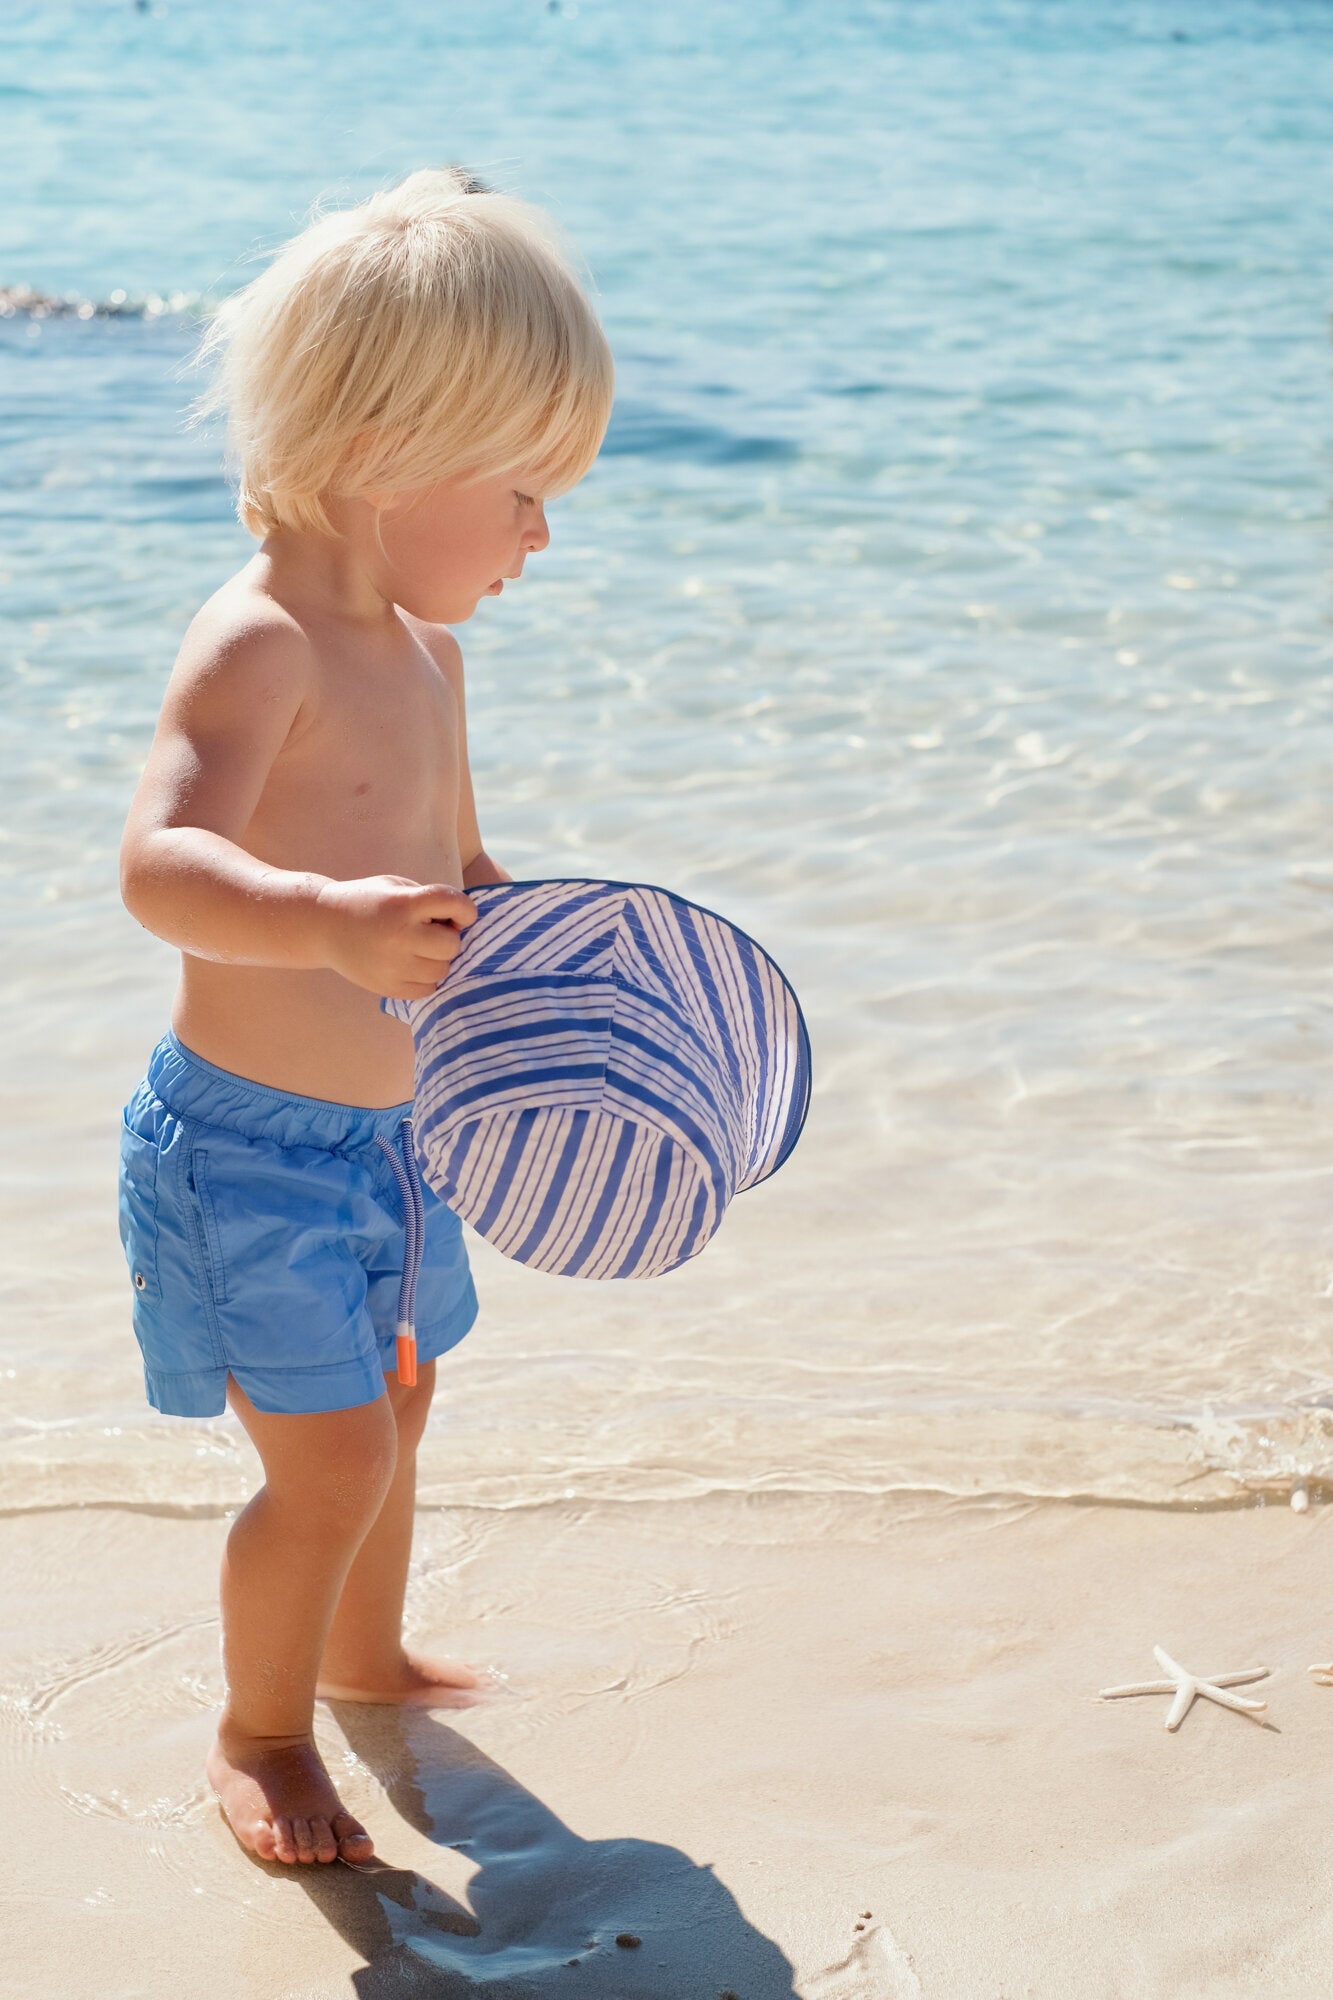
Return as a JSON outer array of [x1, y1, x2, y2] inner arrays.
[[317, 1361, 484, 1702], [206, 1377, 398, 1865]]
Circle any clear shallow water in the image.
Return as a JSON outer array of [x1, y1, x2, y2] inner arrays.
[[4, 0, 1333, 1512]]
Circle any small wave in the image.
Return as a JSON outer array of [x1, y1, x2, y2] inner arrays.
[[602, 402, 799, 465], [0, 284, 200, 322], [12, 1608, 219, 1725], [3, 1400, 1330, 1519]]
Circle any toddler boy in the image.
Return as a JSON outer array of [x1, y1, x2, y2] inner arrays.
[[118, 168, 614, 1865]]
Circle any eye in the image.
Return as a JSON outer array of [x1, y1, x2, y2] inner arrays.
[[514, 490, 535, 508]]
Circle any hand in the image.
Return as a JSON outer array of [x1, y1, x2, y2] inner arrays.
[[314, 875, 477, 999]]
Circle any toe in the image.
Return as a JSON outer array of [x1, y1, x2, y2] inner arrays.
[[250, 1816, 278, 1862], [272, 1815, 298, 1865], [333, 1811, 374, 1863], [292, 1816, 316, 1863], [310, 1816, 338, 1864]]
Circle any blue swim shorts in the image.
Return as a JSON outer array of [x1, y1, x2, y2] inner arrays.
[[119, 1032, 478, 1418]]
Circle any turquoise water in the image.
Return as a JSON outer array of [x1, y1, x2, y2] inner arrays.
[[5, 0, 1333, 1510]]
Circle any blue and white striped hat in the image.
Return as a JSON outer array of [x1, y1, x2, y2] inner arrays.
[[384, 878, 811, 1280]]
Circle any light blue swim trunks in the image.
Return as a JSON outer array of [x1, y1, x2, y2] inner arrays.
[[119, 1033, 478, 1419]]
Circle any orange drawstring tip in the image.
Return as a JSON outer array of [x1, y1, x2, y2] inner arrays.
[[396, 1333, 418, 1386]]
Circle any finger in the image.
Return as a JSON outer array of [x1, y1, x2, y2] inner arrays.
[[410, 928, 465, 965], [408, 950, 463, 986], [399, 960, 457, 994], [408, 884, 477, 927]]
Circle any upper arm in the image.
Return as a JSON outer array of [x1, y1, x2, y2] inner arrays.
[[410, 620, 484, 870], [122, 610, 316, 861]]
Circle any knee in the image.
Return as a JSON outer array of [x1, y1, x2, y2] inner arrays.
[[260, 1401, 399, 1535], [322, 1428, 399, 1528]]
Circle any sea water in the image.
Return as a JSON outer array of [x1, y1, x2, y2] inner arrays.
[[4, 0, 1333, 1515]]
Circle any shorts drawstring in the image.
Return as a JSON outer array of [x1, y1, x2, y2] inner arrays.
[[376, 1116, 425, 1386]]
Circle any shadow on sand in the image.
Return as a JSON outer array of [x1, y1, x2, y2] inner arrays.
[[282, 1702, 798, 1997]]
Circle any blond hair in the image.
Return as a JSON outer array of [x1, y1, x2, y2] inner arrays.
[[196, 168, 615, 538]]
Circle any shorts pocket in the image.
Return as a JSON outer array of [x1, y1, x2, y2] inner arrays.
[[119, 1122, 162, 1305], [188, 1147, 231, 1307]]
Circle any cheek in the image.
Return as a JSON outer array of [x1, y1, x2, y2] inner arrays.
[[385, 507, 497, 577]]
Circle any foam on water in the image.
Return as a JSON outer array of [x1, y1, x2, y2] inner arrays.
[[4, 0, 1333, 1511]]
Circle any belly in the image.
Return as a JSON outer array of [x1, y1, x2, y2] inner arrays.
[[173, 962, 420, 1107]]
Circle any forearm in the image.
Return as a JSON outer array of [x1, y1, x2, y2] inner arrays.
[[461, 848, 512, 889], [121, 826, 333, 968]]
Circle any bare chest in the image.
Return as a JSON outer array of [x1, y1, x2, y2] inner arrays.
[[246, 646, 463, 880]]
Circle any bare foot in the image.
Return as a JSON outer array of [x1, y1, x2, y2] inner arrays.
[[206, 1718, 374, 1865], [315, 1647, 493, 1707]]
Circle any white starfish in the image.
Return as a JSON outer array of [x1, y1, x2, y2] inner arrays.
[[1307, 1661, 1333, 1686], [1097, 1646, 1270, 1730]]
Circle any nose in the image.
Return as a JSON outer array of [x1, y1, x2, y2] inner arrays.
[[526, 504, 550, 556]]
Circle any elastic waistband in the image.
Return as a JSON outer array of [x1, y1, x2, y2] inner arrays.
[[146, 1032, 414, 1153]]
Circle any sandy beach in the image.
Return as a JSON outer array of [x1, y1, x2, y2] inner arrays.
[[5, 1485, 1333, 1998]]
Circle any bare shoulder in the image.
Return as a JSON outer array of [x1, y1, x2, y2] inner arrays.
[[169, 571, 319, 713], [128, 573, 324, 844], [403, 613, 465, 693]]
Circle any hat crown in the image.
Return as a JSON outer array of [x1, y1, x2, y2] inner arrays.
[[387, 879, 810, 1279]]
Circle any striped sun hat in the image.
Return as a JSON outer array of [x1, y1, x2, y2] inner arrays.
[[384, 878, 811, 1280]]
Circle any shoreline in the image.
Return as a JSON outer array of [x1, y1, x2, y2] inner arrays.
[[3, 1381, 1326, 1517]]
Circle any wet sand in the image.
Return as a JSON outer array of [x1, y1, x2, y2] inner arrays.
[[5, 1486, 1333, 1997]]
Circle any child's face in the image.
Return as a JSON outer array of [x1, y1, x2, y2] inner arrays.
[[374, 470, 551, 624]]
